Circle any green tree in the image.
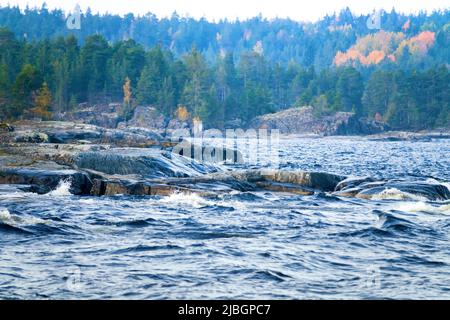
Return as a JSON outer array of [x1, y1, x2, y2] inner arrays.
[[182, 47, 210, 120], [136, 46, 169, 109], [80, 35, 111, 102], [335, 67, 364, 114], [362, 71, 393, 118], [12, 64, 41, 118], [0, 28, 22, 81], [0, 64, 10, 119], [110, 39, 146, 99]]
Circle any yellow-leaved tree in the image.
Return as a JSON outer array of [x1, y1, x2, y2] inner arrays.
[[175, 105, 190, 122], [122, 77, 133, 122], [31, 82, 52, 120], [123, 77, 132, 107]]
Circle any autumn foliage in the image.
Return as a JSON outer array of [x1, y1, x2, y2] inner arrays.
[[175, 105, 190, 121], [334, 31, 436, 66], [30, 82, 52, 120]]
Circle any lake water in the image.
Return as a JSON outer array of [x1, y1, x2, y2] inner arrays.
[[1, 136, 450, 299]]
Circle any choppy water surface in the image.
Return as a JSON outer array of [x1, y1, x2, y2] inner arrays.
[[1, 136, 450, 299]]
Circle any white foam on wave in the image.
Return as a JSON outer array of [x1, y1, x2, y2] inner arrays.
[[394, 201, 450, 215], [371, 188, 429, 202], [0, 208, 12, 222], [425, 178, 450, 193], [46, 179, 72, 197], [0, 192, 30, 199], [443, 182, 450, 193], [158, 192, 214, 208], [0, 207, 48, 226], [78, 198, 98, 204]]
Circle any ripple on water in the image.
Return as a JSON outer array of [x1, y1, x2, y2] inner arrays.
[[0, 137, 450, 299]]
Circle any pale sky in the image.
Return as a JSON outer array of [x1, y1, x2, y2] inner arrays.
[[0, 0, 448, 22]]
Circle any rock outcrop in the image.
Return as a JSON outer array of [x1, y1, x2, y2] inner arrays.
[[3, 121, 163, 147], [125, 106, 165, 132], [0, 123, 348, 197], [249, 106, 389, 136], [334, 177, 450, 201], [369, 130, 450, 142], [75, 149, 219, 178], [56, 103, 196, 136], [0, 166, 92, 195], [1, 120, 448, 202], [55, 103, 123, 128]]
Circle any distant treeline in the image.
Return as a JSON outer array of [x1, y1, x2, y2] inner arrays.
[[0, 5, 449, 67], [0, 6, 449, 129]]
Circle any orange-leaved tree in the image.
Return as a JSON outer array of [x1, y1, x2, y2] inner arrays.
[[31, 82, 52, 120]]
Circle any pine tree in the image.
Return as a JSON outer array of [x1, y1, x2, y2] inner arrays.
[[0, 64, 10, 119], [362, 71, 393, 118], [335, 67, 364, 114], [12, 64, 41, 118], [182, 47, 210, 120], [80, 35, 111, 103], [136, 45, 169, 109]]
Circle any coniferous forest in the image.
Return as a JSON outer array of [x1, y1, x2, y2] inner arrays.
[[0, 5, 449, 129]]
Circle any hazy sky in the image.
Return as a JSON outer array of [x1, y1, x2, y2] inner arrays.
[[0, 0, 448, 21]]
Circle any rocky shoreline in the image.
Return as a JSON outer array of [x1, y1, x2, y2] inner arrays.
[[1, 120, 449, 202], [249, 106, 390, 136]]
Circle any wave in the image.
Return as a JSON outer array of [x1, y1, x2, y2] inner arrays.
[[0, 208, 12, 223], [393, 201, 450, 214], [336, 210, 437, 239], [0, 207, 48, 228], [371, 188, 429, 201], [247, 270, 293, 282], [0, 192, 32, 200], [97, 217, 172, 227], [0, 208, 40, 235], [425, 178, 450, 197], [113, 244, 182, 254], [46, 179, 72, 197], [158, 192, 214, 208]]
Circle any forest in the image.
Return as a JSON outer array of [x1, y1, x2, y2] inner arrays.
[[0, 5, 449, 129]]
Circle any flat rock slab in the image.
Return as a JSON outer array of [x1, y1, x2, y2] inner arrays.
[[75, 148, 220, 178]]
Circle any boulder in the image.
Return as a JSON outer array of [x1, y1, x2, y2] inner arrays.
[[257, 170, 346, 192], [355, 182, 450, 201], [46, 129, 102, 143], [0, 167, 92, 195], [55, 103, 122, 128], [169, 140, 243, 164], [335, 176, 376, 191], [126, 106, 165, 132], [227, 169, 346, 192], [0, 123, 14, 132], [15, 132, 49, 143], [335, 117, 389, 135]]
